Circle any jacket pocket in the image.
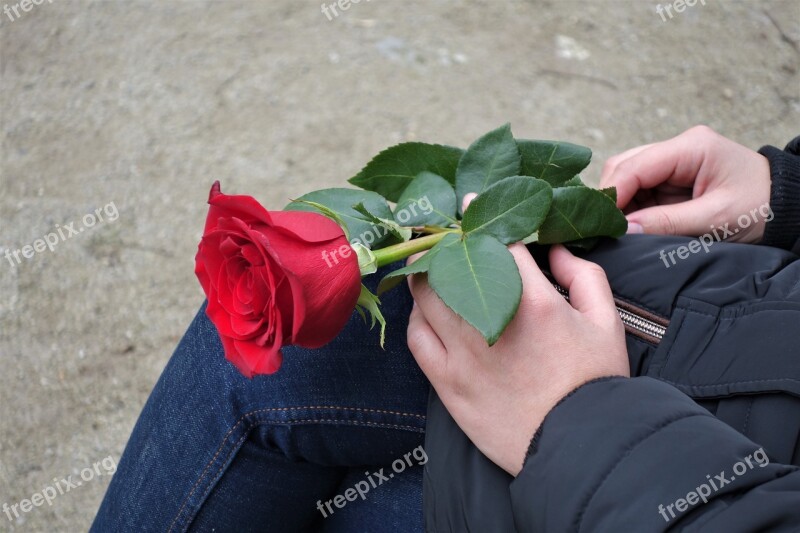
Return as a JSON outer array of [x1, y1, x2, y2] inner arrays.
[[646, 296, 800, 399]]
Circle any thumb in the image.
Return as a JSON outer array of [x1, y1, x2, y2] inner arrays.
[[549, 245, 617, 321], [627, 198, 715, 236]]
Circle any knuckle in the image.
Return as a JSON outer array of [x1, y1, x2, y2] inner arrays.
[[450, 375, 471, 399], [406, 327, 428, 354], [687, 124, 717, 140], [602, 156, 619, 176], [654, 210, 679, 235], [533, 292, 562, 315], [613, 157, 636, 179], [583, 262, 607, 279]]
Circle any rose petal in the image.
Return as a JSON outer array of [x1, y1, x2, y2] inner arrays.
[[219, 334, 255, 379], [270, 210, 349, 243], [230, 314, 264, 337], [206, 291, 239, 339], [233, 273, 254, 314], [258, 225, 360, 348], [217, 258, 252, 318], [248, 268, 271, 315], [205, 182, 274, 232], [234, 338, 282, 375], [240, 243, 264, 266]]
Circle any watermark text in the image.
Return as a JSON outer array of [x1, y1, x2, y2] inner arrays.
[[316, 445, 427, 517], [321, 0, 373, 21], [322, 196, 434, 268], [5, 201, 119, 269], [3, 456, 117, 522], [2, 0, 55, 25], [656, 0, 706, 22], [657, 447, 768, 523], [659, 203, 772, 268]]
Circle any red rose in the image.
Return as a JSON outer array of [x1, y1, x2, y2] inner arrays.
[[195, 182, 362, 377]]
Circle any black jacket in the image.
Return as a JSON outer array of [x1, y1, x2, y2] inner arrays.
[[423, 137, 800, 532]]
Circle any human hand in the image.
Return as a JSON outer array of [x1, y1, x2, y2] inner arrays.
[[406, 235, 629, 476], [599, 126, 772, 243]]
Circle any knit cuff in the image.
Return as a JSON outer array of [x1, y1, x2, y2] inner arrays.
[[759, 136, 800, 251]]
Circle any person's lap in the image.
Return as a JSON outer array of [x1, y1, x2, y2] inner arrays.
[[93, 235, 799, 532], [91, 270, 429, 532]]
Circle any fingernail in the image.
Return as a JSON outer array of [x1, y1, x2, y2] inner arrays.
[[626, 221, 644, 234]]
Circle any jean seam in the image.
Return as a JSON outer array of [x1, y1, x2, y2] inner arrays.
[[189, 419, 426, 529], [242, 405, 426, 419], [169, 406, 426, 532]]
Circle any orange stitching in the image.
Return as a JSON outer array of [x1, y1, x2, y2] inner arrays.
[[168, 406, 426, 532], [253, 405, 427, 419]]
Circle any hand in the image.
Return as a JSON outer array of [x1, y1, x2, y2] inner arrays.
[[599, 125, 772, 243], [406, 241, 629, 476]]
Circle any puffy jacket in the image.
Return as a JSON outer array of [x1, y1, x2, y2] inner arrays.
[[423, 137, 800, 532]]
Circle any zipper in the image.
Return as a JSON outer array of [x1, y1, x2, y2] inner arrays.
[[552, 283, 668, 344]]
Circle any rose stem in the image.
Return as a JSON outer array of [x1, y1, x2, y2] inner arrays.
[[372, 231, 457, 268], [414, 225, 454, 234]]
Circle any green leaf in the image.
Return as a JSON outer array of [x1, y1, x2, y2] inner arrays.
[[355, 305, 367, 322], [352, 203, 412, 243], [428, 234, 522, 345], [522, 231, 539, 245], [565, 237, 601, 251], [462, 176, 553, 244], [517, 140, 592, 187], [356, 284, 387, 347], [376, 239, 447, 295], [562, 176, 586, 187], [455, 123, 521, 210], [395, 171, 457, 227], [352, 242, 377, 276], [599, 186, 617, 203], [537, 186, 628, 244], [285, 188, 393, 248], [348, 143, 465, 202], [566, 189, 617, 251]]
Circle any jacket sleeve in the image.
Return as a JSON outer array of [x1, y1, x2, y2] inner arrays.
[[759, 136, 800, 253], [509, 377, 800, 532]]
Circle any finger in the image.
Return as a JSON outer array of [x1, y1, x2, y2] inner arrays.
[[406, 251, 426, 266], [626, 196, 721, 236], [603, 133, 705, 209], [599, 143, 655, 188], [507, 242, 560, 297], [461, 192, 478, 213], [625, 190, 657, 233], [549, 245, 617, 321], [407, 302, 447, 379]]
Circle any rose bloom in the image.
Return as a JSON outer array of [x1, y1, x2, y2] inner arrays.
[[195, 182, 361, 377]]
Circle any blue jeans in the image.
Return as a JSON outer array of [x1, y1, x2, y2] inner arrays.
[[91, 272, 429, 532]]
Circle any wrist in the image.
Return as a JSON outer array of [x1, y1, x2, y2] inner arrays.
[[522, 375, 626, 469]]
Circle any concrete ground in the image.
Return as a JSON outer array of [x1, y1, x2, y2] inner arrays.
[[0, 0, 797, 530]]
